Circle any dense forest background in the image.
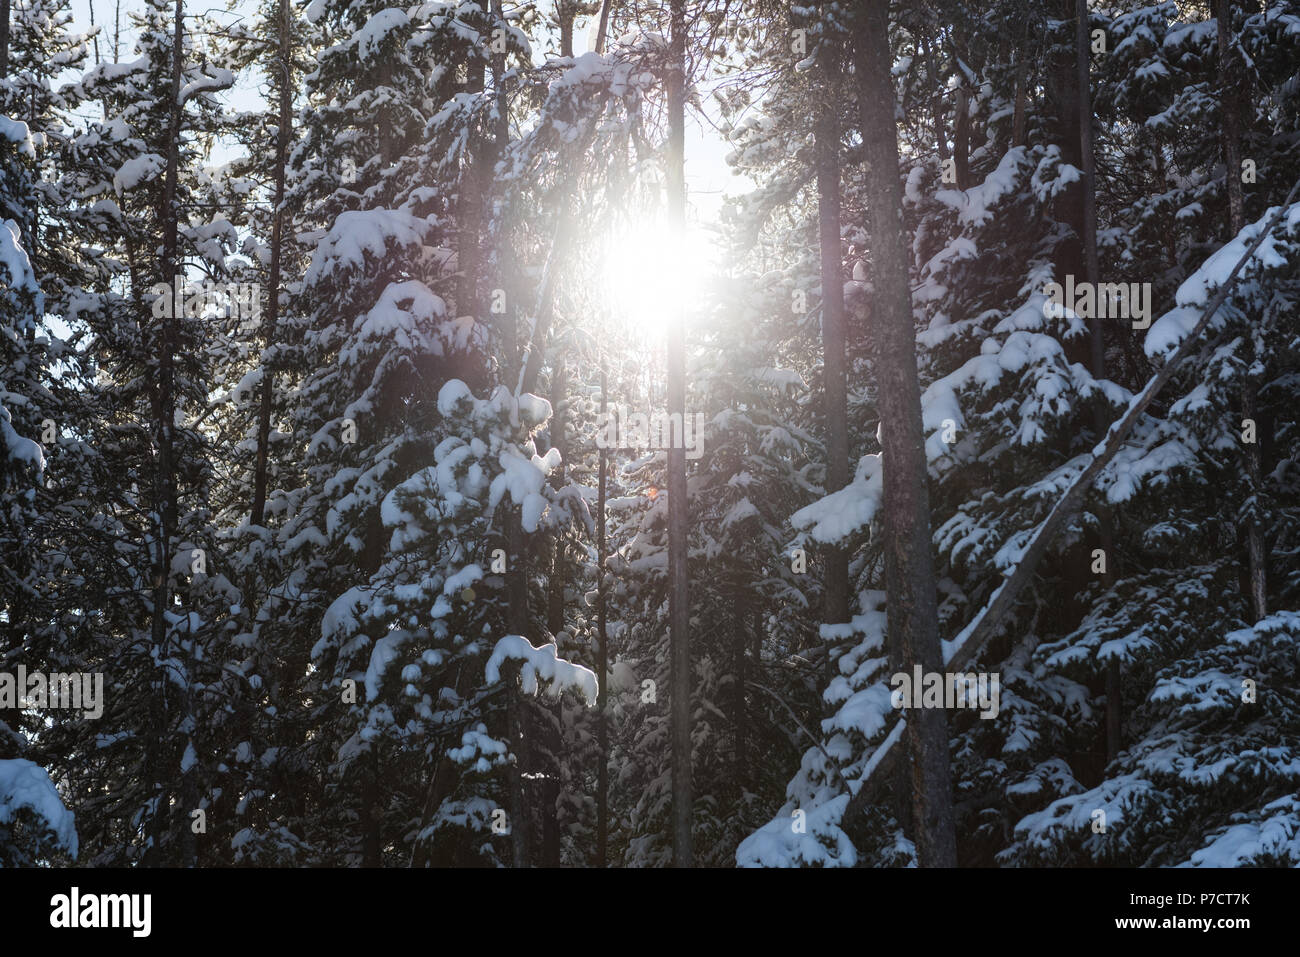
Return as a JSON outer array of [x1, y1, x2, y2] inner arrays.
[[2, 0, 1299, 868]]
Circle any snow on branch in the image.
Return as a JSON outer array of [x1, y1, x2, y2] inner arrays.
[[178, 67, 235, 106], [0, 759, 79, 858], [485, 635, 598, 705], [839, 183, 1300, 827]]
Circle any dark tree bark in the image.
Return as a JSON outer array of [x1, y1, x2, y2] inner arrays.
[[1049, 0, 1086, 330], [144, 0, 187, 868], [595, 364, 610, 867], [558, 0, 575, 58], [853, 0, 957, 868], [538, 357, 568, 867], [814, 43, 851, 633], [953, 76, 971, 190], [666, 0, 693, 868], [921, 34, 949, 164], [505, 660, 533, 867], [458, 2, 487, 323], [1216, 0, 1267, 623], [361, 751, 382, 866], [732, 592, 748, 805], [251, 0, 292, 527], [1074, 0, 1122, 765], [0, 0, 9, 78], [594, 0, 613, 53], [1012, 58, 1028, 148]]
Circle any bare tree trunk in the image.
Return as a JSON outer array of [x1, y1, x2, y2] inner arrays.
[[88, 0, 102, 66], [1076, 0, 1103, 382], [1217, 0, 1247, 236], [547, 359, 568, 637], [558, 0, 575, 58], [1216, 0, 1267, 623], [1012, 59, 1028, 148], [922, 34, 948, 164], [953, 78, 970, 189], [666, 0, 693, 868], [732, 593, 747, 804], [361, 751, 382, 866], [459, 3, 487, 324], [854, 0, 957, 868], [251, 0, 292, 527], [0, 0, 9, 78], [505, 662, 533, 867], [540, 358, 567, 867], [143, 0, 187, 868], [410, 753, 456, 867], [1050, 0, 1085, 335], [595, 364, 610, 867], [814, 54, 851, 634], [594, 0, 613, 54]]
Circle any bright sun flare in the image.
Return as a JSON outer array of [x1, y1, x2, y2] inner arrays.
[[597, 214, 714, 335]]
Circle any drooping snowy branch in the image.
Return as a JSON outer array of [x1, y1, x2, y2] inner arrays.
[[485, 635, 598, 705], [0, 759, 79, 859]]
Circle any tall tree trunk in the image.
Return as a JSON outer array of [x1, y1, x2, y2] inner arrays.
[[0, 0, 9, 78], [547, 359, 568, 637], [361, 750, 382, 866], [459, 3, 487, 323], [815, 57, 851, 635], [594, 0, 613, 53], [558, 0, 575, 58], [921, 35, 948, 164], [410, 753, 456, 867], [666, 0, 693, 868], [540, 357, 567, 867], [1076, 0, 1103, 381], [853, 0, 957, 868], [1216, 0, 1266, 622], [732, 591, 748, 805], [1012, 59, 1028, 148], [489, 0, 514, 379], [1075, 0, 1122, 765], [953, 76, 971, 189], [145, 0, 186, 867], [595, 364, 610, 867], [505, 661, 533, 867], [88, 0, 102, 66], [251, 0, 292, 527], [1050, 0, 1085, 332]]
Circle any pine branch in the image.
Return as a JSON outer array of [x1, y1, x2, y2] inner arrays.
[[845, 182, 1300, 825]]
